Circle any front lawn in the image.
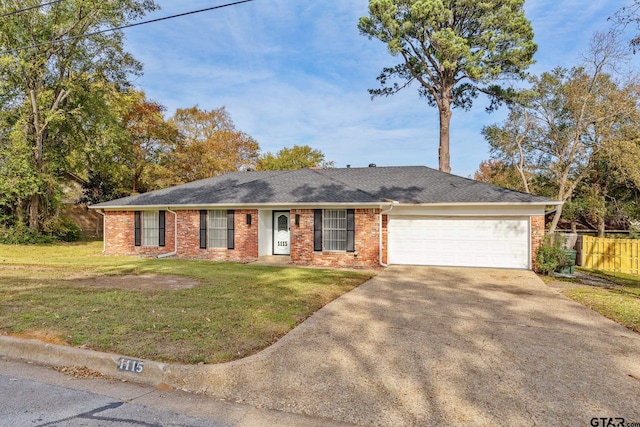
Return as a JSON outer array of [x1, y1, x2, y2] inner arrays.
[[555, 268, 640, 333], [0, 242, 373, 364]]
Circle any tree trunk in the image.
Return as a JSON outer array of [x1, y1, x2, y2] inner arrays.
[[438, 100, 452, 173], [28, 89, 45, 232], [549, 203, 563, 234], [28, 195, 39, 230], [597, 217, 606, 237]]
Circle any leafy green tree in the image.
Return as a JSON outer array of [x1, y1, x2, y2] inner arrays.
[[256, 145, 333, 171], [0, 0, 158, 231], [120, 92, 178, 193], [72, 86, 136, 199], [578, 111, 640, 235], [79, 170, 127, 206], [482, 33, 639, 233], [165, 106, 260, 183], [473, 159, 528, 193], [358, 0, 537, 173], [0, 132, 40, 226], [481, 101, 535, 193]]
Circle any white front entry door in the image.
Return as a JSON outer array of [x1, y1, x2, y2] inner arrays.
[[273, 212, 291, 255]]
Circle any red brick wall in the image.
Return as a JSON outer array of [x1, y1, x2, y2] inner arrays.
[[176, 210, 200, 256], [290, 209, 314, 263], [234, 210, 259, 260], [104, 209, 257, 261], [531, 215, 545, 269], [290, 208, 381, 268], [104, 208, 380, 267], [103, 210, 175, 257], [176, 209, 258, 262]]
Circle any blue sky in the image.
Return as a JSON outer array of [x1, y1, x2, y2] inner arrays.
[[124, 1, 638, 177]]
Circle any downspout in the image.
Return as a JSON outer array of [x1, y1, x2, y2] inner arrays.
[[157, 208, 178, 259], [96, 209, 106, 253], [379, 202, 397, 267]]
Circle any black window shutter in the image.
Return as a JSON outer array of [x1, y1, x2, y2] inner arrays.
[[346, 209, 355, 252], [134, 211, 141, 246], [314, 209, 322, 252], [199, 210, 207, 249], [227, 210, 235, 250], [159, 211, 166, 247]]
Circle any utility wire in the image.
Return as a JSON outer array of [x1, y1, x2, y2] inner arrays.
[[0, 0, 65, 19], [8, 0, 254, 53]]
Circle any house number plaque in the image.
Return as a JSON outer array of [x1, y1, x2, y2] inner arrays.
[[118, 357, 144, 374]]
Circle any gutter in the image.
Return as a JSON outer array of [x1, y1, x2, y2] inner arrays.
[[157, 208, 178, 259], [96, 209, 106, 253], [89, 202, 386, 211], [379, 202, 398, 267]]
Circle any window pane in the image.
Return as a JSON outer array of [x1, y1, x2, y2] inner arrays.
[[142, 211, 159, 247], [323, 210, 346, 251], [208, 210, 227, 248]]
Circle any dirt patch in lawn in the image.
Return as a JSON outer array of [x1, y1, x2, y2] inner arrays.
[[70, 274, 199, 290], [11, 330, 68, 345]]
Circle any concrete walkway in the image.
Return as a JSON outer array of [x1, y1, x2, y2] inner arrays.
[[2, 266, 640, 426]]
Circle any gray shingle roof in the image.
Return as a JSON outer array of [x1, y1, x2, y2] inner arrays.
[[91, 166, 555, 208]]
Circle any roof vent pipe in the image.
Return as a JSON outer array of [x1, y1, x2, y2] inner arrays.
[[346, 164, 351, 168], [369, 163, 376, 167]]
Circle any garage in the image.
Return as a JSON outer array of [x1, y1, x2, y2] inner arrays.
[[388, 216, 530, 269]]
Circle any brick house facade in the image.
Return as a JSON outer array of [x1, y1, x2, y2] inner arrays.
[[102, 209, 547, 269], [94, 166, 559, 270], [103, 208, 384, 268]]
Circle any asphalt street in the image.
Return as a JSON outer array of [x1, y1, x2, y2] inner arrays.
[[0, 358, 337, 427], [0, 370, 227, 427]]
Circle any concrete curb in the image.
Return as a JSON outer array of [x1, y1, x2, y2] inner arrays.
[[0, 335, 169, 387], [0, 335, 356, 427]]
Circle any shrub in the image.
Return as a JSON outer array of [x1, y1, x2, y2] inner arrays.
[[535, 235, 571, 275], [0, 223, 56, 244], [42, 216, 82, 242], [0, 216, 81, 244]]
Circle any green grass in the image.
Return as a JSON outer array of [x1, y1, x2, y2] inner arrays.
[[559, 268, 640, 333], [0, 242, 374, 364]]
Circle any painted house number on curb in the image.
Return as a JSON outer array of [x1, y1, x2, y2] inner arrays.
[[118, 357, 144, 374]]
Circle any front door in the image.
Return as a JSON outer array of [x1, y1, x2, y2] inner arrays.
[[273, 211, 290, 255]]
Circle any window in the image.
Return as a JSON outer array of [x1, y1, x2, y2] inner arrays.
[[208, 210, 227, 248], [142, 211, 159, 246], [323, 209, 347, 251], [277, 214, 288, 232]]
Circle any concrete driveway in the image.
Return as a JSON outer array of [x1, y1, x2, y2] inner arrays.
[[168, 266, 640, 426]]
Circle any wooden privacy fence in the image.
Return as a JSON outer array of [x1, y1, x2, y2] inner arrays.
[[581, 235, 640, 276]]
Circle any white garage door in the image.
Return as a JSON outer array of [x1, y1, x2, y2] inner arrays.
[[388, 217, 530, 269]]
